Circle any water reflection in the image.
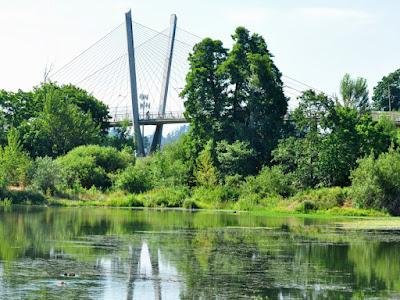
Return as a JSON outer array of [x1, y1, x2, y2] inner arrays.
[[0, 206, 400, 299]]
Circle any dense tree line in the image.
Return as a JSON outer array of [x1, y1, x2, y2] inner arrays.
[[2, 27, 400, 215]]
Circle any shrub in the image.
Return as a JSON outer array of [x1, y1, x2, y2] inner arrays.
[[2, 189, 46, 205], [136, 186, 189, 207], [0, 129, 32, 188], [290, 187, 348, 211], [234, 193, 282, 211], [240, 166, 294, 199], [190, 186, 234, 209], [183, 199, 199, 209], [215, 140, 256, 177], [106, 194, 144, 207], [56, 145, 133, 189], [350, 150, 400, 215], [28, 157, 64, 194], [295, 200, 316, 213], [114, 160, 153, 193]]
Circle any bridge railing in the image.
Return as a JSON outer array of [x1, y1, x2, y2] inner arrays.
[[109, 107, 186, 124], [139, 111, 185, 120]]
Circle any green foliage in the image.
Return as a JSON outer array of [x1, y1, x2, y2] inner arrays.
[[350, 150, 400, 215], [190, 186, 234, 209], [290, 187, 349, 212], [234, 194, 282, 211], [0, 129, 31, 188], [195, 142, 219, 187], [56, 145, 132, 189], [115, 160, 153, 193], [182, 198, 200, 209], [372, 69, 400, 111], [150, 136, 191, 187], [240, 166, 294, 199], [136, 186, 189, 208], [20, 90, 101, 157], [28, 157, 64, 194], [337, 73, 369, 111], [181, 27, 287, 167], [104, 119, 134, 151], [1, 189, 46, 205], [215, 140, 256, 177], [33, 83, 110, 133], [181, 38, 228, 143], [274, 90, 397, 189]]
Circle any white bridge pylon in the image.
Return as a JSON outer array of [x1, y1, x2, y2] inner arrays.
[[50, 9, 201, 156]]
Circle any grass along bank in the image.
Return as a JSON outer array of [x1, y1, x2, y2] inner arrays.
[[40, 186, 388, 218]]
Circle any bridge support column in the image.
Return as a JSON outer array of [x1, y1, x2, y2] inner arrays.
[[125, 10, 145, 156], [149, 14, 177, 154]]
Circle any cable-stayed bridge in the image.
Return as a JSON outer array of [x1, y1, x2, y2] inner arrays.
[[51, 9, 360, 156]]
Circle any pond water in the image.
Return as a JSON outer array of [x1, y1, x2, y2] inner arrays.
[[0, 206, 400, 299]]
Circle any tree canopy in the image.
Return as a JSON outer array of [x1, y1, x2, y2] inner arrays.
[[372, 69, 400, 111], [181, 27, 288, 171]]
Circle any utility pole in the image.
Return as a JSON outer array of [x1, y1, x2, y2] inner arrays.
[[125, 10, 145, 157], [149, 14, 177, 153], [388, 85, 392, 111]]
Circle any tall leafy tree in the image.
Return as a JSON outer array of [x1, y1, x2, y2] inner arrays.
[[372, 69, 400, 111], [0, 129, 31, 188], [20, 90, 100, 158], [182, 38, 228, 143], [337, 73, 369, 112], [220, 27, 287, 164], [273, 90, 333, 188], [182, 27, 287, 169], [34, 83, 111, 133]]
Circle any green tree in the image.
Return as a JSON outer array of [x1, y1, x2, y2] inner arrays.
[[220, 27, 287, 164], [372, 69, 400, 111], [56, 145, 133, 189], [20, 90, 101, 157], [181, 27, 287, 167], [337, 73, 369, 111], [0, 89, 37, 129], [273, 91, 332, 188], [181, 38, 228, 143], [351, 150, 400, 215], [0, 129, 31, 188], [195, 142, 218, 187], [215, 140, 256, 177]]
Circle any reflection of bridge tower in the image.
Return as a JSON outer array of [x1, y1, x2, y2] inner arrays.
[[125, 11, 178, 156], [126, 242, 162, 300]]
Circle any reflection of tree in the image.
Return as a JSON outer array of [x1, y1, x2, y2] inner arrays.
[[1, 207, 400, 299]]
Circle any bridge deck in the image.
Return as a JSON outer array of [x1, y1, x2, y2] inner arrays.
[[109, 110, 400, 127]]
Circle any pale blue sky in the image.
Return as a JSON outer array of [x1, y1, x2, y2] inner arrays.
[[1, 0, 399, 101]]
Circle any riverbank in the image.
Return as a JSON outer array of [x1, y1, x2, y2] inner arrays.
[[1, 186, 388, 218]]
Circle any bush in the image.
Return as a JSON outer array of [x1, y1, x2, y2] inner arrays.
[[56, 145, 133, 189], [240, 166, 294, 199], [290, 187, 348, 211], [28, 157, 64, 194], [234, 193, 282, 211], [136, 186, 189, 207], [106, 194, 144, 207], [215, 140, 256, 177], [351, 150, 400, 215], [0, 129, 32, 188], [182, 199, 199, 209], [2, 189, 47, 205], [114, 160, 154, 193], [190, 186, 234, 209]]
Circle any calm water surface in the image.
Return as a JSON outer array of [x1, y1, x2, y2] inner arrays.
[[0, 206, 400, 299]]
